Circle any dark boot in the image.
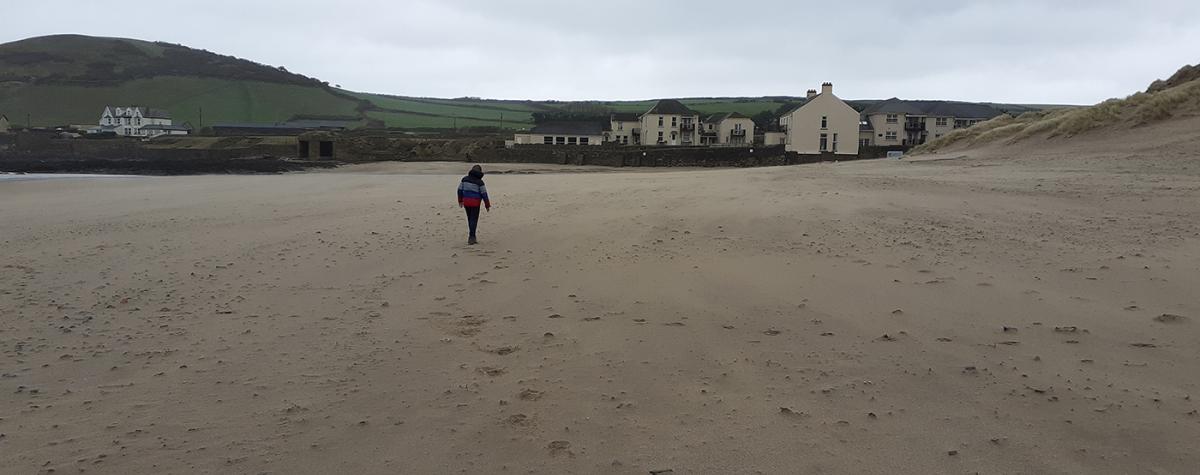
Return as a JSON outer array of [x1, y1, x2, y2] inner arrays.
[[468, 236, 478, 245]]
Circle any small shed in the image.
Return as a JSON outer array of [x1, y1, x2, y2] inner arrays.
[[297, 131, 338, 159]]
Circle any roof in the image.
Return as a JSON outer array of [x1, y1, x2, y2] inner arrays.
[[530, 121, 606, 136], [212, 121, 348, 130], [140, 124, 193, 131], [212, 122, 307, 130], [105, 106, 172, 119], [610, 112, 640, 122], [284, 119, 357, 129], [643, 99, 698, 116], [704, 112, 751, 123], [862, 98, 1004, 119]]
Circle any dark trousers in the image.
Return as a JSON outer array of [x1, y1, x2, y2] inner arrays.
[[464, 206, 480, 238]]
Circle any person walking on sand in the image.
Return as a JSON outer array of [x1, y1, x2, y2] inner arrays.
[[457, 164, 491, 245]]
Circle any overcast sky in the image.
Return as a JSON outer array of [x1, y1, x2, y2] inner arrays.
[[5, 0, 1200, 104]]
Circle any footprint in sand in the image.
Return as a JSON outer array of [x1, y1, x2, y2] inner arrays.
[[505, 414, 533, 427], [477, 366, 506, 377], [547, 440, 573, 457], [488, 345, 519, 355], [1154, 314, 1188, 324], [518, 388, 544, 401]]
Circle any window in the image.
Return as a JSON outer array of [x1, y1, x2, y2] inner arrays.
[[821, 116, 827, 129], [135, 117, 141, 126], [886, 114, 898, 124], [935, 134, 942, 138], [819, 133, 828, 152], [671, 117, 677, 127], [859, 138, 871, 147], [544, 136, 553, 144], [568, 137, 577, 145], [580, 137, 589, 145], [935, 117, 948, 127], [618, 122, 624, 130], [657, 131, 664, 142], [124, 127, 131, 135], [885, 131, 897, 141], [832, 133, 838, 153], [658, 116, 664, 127], [555, 136, 565, 145]]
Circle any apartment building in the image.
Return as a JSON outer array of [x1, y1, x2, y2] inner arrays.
[[779, 83, 859, 155], [700, 112, 754, 146], [606, 112, 641, 145], [639, 99, 700, 146], [860, 99, 1003, 146]]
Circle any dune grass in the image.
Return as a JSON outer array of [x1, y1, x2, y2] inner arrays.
[[915, 77, 1200, 154]]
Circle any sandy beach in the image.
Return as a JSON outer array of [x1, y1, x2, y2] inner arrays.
[[2, 147, 1198, 473]]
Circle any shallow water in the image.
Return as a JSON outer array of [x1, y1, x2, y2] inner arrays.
[[0, 173, 143, 182]]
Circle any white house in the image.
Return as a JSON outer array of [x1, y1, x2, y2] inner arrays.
[[638, 99, 700, 146], [700, 112, 754, 146], [780, 83, 859, 155], [94, 106, 190, 137], [0, 114, 10, 134]]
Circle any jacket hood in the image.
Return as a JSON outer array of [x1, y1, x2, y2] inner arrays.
[[468, 166, 484, 178]]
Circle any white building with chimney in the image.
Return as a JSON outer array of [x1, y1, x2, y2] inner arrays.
[[778, 83, 859, 155], [94, 106, 191, 137]]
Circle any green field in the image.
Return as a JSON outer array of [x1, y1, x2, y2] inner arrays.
[[353, 92, 537, 126], [0, 77, 361, 127], [0, 36, 1062, 131], [364, 110, 533, 130]]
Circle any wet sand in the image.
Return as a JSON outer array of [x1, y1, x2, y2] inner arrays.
[[1, 151, 1198, 473]]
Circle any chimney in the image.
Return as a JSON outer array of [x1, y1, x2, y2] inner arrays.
[[806, 89, 817, 100], [821, 82, 833, 95]]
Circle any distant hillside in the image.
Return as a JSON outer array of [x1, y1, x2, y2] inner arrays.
[[0, 34, 1056, 131], [915, 62, 1200, 154], [0, 35, 365, 127]]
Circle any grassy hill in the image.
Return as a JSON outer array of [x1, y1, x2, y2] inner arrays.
[[914, 63, 1200, 154], [0, 34, 1059, 131], [0, 35, 365, 127]]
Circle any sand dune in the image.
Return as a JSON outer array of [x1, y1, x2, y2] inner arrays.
[[1, 156, 1198, 473]]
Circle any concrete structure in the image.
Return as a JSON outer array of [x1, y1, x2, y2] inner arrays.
[[139, 124, 193, 136], [700, 112, 755, 146], [639, 99, 700, 146], [860, 99, 1003, 146], [512, 121, 605, 146], [94, 106, 180, 137], [0, 114, 9, 134], [211, 120, 352, 137], [780, 83, 859, 155], [606, 112, 641, 145]]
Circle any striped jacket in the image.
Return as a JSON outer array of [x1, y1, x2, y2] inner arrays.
[[457, 171, 491, 208]]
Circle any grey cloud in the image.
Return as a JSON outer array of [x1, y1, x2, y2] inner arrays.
[[5, 0, 1199, 104]]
